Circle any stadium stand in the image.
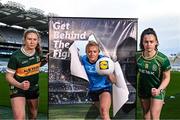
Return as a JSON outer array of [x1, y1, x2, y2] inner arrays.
[[0, 26, 23, 43], [169, 53, 180, 71], [0, 1, 48, 31], [0, 1, 48, 71], [48, 58, 90, 104]]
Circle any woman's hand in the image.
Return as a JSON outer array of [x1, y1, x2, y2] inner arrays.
[[20, 80, 30, 90], [151, 88, 160, 96], [45, 53, 50, 62], [108, 73, 117, 84]]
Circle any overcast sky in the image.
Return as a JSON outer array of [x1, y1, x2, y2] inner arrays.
[[1, 0, 180, 56]]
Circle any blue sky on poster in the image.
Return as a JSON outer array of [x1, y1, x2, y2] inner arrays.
[[1, 0, 180, 56]]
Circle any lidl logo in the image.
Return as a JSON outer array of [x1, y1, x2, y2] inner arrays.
[[99, 60, 109, 70]]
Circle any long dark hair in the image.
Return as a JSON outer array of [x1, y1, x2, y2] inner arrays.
[[140, 28, 159, 51], [23, 27, 42, 55]]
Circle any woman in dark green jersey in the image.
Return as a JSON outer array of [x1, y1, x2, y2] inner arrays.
[[6, 28, 47, 119], [136, 28, 171, 119]]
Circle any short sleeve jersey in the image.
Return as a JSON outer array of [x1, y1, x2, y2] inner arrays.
[[81, 55, 111, 92], [7, 47, 42, 86], [136, 51, 171, 96]]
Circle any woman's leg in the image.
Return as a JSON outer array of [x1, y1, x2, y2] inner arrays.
[[150, 98, 164, 120], [140, 98, 151, 120], [99, 91, 111, 120], [27, 98, 39, 119], [11, 97, 26, 120]]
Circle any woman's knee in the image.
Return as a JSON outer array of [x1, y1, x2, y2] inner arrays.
[[100, 106, 108, 113], [143, 111, 151, 119], [28, 110, 38, 119], [151, 110, 160, 119], [100, 106, 109, 119]]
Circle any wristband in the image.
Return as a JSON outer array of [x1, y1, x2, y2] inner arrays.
[[160, 89, 164, 93]]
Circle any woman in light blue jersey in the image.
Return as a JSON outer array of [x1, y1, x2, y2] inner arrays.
[[81, 41, 116, 120]]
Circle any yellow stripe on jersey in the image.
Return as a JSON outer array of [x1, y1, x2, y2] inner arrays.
[[16, 63, 41, 77]]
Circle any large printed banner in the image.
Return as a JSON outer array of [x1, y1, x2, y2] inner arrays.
[[49, 17, 137, 116]]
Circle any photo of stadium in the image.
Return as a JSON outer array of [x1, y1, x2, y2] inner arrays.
[[48, 17, 137, 119]]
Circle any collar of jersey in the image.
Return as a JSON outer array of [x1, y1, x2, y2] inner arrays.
[[142, 51, 158, 60], [21, 47, 35, 57]]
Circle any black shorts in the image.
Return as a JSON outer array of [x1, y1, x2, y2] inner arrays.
[[88, 87, 112, 102], [10, 84, 39, 99]]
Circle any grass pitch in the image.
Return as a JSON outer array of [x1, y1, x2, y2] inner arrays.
[[136, 71, 180, 119], [1, 71, 178, 119], [49, 104, 95, 119], [0, 73, 48, 119], [49, 103, 136, 119]]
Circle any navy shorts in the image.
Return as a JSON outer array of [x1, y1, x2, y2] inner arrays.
[[10, 84, 39, 99], [88, 87, 112, 102]]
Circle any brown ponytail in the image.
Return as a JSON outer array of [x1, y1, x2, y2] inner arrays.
[[35, 43, 42, 55]]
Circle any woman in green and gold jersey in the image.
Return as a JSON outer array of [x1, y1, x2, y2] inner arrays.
[[136, 28, 171, 119], [6, 27, 47, 120]]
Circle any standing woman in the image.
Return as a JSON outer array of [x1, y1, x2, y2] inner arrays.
[[6, 27, 47, 119], [81, 41, 116, 120], [136, 28, 171, 119]]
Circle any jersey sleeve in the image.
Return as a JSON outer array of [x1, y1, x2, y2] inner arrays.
[[80, 55, 85, 65], [6, 55, 18, 74], [162, 56, 171, 71]]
